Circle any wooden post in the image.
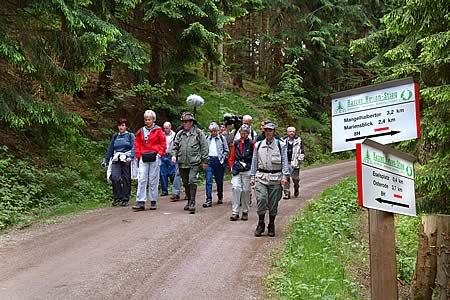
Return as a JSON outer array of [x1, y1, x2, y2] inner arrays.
[[369, 209, 398, 299]]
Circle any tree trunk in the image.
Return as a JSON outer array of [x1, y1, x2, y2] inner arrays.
[[203, 61, 209, 78], [433, 215, 449, 300], [245, 13, 256, 79], [258, 10, 269, 79], [149, 20, 162, 84], [216, 38, 224, 91], [209, 62, 214, 80], [231, 18, 243, 88], [410, 215, 450, 300]]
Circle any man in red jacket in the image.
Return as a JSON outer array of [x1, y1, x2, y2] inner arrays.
[[132, 110, 166, 211]]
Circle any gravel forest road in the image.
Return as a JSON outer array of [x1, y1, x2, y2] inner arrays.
[[0, 160, 355, 300]]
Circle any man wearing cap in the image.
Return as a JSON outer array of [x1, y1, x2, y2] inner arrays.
[[250, 122, 290, 237], [283, 126, 305, 199], [203, 122, 229, 207], [228, 124, 255, 221], [171, 112, 209, 214]]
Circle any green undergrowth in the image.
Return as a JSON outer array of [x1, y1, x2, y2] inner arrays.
[[265, 177, 365, 299], [0, 135, 111, 231], [265, 177, 420, 299], [395, 215, 420, 284]]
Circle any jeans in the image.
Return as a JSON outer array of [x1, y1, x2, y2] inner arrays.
[[172, 163, 181, 196], [160, 154, 176, 195], [136, 156, 160, 202], [110, 161, 131, 201], [205, 156, 225, 202], [231, 170, 251, 214]]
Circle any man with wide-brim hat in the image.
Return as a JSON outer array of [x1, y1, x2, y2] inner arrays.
[[171, 112, 209, 214], [250, 122, 290, 237]]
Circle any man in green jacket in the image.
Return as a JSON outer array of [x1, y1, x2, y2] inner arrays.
[[171, 112, 209, 213]]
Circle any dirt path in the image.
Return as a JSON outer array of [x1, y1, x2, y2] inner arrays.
[[0, 160, 355, 300]]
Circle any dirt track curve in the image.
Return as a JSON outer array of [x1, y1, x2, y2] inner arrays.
[[0, 160, 355, 300]]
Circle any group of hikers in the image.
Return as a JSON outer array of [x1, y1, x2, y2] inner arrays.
[[102, 108, 305, 237]]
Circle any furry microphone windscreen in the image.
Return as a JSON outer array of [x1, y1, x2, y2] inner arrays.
[[186, 94, 205, 107]]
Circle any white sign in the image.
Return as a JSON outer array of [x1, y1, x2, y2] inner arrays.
[[357, 139, 416, 216], [331, 78, 420, 152]]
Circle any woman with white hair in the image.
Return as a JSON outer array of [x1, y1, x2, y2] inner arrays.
[[203, 122, 229, 207], [132, 110, 166, 211], [228, 124, 255, 221]]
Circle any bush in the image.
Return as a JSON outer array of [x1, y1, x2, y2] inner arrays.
[[0, 146, 50, 229], [0, 134, 111, 230]]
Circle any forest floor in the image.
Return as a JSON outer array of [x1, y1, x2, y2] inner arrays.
[[0, 161, 355, 299]]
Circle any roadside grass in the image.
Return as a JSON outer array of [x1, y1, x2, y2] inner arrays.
[[265, 177, 421, 299], [265, 177, 365, 299]]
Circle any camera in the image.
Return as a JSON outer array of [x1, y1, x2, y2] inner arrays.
[[223, 113, 243, 131]]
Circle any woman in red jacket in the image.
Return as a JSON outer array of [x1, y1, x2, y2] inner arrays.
[[132, 110, 166, 211]]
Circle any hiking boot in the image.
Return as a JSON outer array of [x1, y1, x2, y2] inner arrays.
[[132, 201, 145, 211], [254, 222, 265, 237], [112, 199, 121, 206], [150, 201, 157, 210], [202, 201, 212, 208], [170, 194, 180, 202], [188, 200, 196, 214], [217, 198, 223, 204], [188, 184, 197, 214], [121, 200, 129, 207], [294, 188, 299, 197], [230, 214, 239, 221], [268, 224, 275, 237], [241, 212, 248, 221]]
